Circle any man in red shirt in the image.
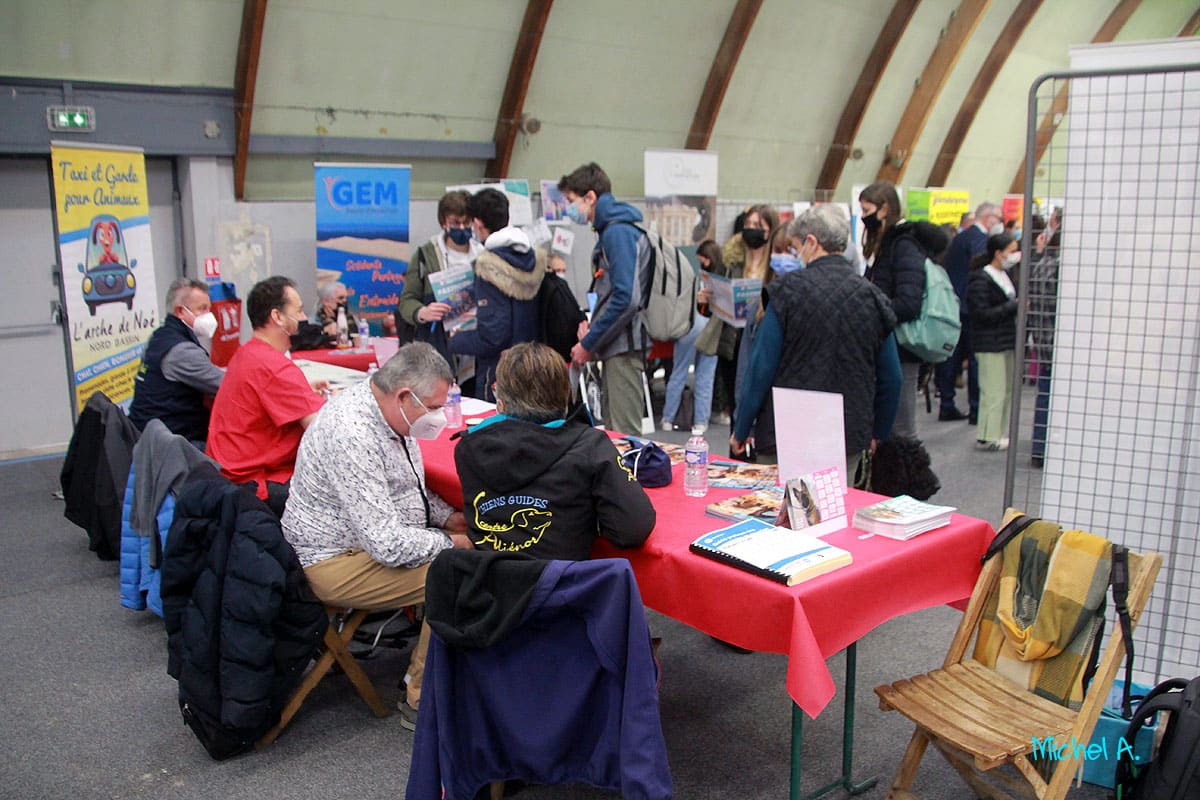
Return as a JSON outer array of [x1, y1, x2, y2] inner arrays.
[[207, 276, 326, 515]]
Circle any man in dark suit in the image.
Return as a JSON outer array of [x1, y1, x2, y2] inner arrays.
[[935, 201, 1001, 423]]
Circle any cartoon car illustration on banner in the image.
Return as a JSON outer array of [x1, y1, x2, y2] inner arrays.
[[78, 215, 137, 315]]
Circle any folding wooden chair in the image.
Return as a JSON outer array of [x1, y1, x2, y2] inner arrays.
[[874, 510, 1162, 800], [258, 607, 392, 747]]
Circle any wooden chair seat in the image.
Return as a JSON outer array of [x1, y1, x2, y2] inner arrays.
[[877, 660, 1077, 770], [872, 509, 1162, 800], [258, 607, 391, 747]]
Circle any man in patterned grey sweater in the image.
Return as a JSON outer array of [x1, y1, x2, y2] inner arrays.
[[282, 342, 471, 729]]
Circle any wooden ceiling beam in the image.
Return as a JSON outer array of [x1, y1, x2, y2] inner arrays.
[[877, 0, 991, 185], [484, 0, 554, 179], [1178, 7, 1200, 37], [685, 0, 764, 151], [926, 0, 1043, 187], [815, 0, 920, 196], [233, 0, 268, 201], [1009, 0, 1143, 194]]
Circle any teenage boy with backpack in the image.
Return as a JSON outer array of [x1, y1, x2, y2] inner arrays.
[[558, 162, 651, 436]]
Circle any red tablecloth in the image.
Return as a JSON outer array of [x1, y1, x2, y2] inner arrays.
[[420, 430, 994, 718], [290, 347, 377, 372]]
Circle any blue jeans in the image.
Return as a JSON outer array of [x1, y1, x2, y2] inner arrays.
[[1032, 360, 1052, 458], [663, 316, 717, 428]]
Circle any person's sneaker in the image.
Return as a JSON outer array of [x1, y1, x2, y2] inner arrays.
[[939, 407, 969, 422], [398, 701, 419, 731], [660, 418, 674, 432], [998, 438, 1010, 451], [712, 411, 732, 426], [975, 440, 1001, 451]]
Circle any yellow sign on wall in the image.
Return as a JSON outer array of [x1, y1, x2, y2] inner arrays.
[[51, 143, 158, 413], [927, 189, 971, 226]]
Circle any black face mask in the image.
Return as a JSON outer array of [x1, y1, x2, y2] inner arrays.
[[862, 212, 882, 233], [742, 228, 768, 249]]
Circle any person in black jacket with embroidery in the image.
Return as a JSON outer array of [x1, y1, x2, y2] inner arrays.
[[859, 181, 950, 443], [967, 233, 1020, 452], [455, 343, 655, 560]]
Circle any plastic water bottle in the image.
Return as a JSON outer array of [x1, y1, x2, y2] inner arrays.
[[357, 317, 371, 352], [684, 426, 709, 497], [445, 382, 463, 428], [336, 307, 350, 349]]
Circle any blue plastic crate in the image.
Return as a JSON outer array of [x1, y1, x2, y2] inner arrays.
[[1080, 680, 1156, 788]]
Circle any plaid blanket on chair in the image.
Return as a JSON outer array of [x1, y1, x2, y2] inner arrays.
[[972, 518, 1112, 709]]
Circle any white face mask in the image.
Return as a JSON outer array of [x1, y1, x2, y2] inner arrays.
[[1003, 252, 1021, 270], [400, 392, 447, 440], [989, 222, 1005, 236], [184, 306, 219, 339]]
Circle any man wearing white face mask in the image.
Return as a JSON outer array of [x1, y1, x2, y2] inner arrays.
[[129, 277, 225, 444], [282, 341, 471, 730]]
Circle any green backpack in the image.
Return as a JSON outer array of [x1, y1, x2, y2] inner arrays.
[[896, 257, 961, 363]]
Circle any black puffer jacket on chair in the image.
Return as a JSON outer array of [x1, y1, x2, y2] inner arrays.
[[160, 463, 327, 759]]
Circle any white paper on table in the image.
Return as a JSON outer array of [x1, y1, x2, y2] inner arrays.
[[459, 396, 496, 416], [773, 388, 847, 491], [294, 360, 369, 391]]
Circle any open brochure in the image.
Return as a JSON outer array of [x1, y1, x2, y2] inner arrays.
[[707, 460, 778, 490], [428, 265, 477, 334], [690, 517, 853, 586], [701, 271, 761, 328], [705, 486, 785, 523], [852, 495, 956, 540]]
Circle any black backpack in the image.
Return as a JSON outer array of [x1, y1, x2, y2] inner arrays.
[[1116, 676, 1200, 799], [537, 275, 585, 361]]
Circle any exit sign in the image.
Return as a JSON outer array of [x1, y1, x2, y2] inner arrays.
[[47, 105, 96, 132]]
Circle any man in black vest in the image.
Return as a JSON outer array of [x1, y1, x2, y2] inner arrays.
[[129, 278, 225, 445]]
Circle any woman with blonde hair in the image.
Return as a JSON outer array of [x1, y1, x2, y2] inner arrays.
[[696, 204, 780, 433]]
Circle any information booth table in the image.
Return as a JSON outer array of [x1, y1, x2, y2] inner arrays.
[[419, 427, 994, 799]]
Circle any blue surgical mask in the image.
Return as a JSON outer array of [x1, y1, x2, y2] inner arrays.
[[564, 202, 588, 225], [770, 254, 802, 274], [446, 226, 472, 246]]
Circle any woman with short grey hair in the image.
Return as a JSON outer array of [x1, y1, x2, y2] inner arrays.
[[314, 281, 358, 343]]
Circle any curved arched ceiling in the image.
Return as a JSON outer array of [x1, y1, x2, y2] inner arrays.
[[5, 0, 1197, 206]]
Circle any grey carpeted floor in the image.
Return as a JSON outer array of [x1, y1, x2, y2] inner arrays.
[[0, 380, 1115, 799]]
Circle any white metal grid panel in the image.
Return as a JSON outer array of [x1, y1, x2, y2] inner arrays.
[[1009, 55, 1200, 685]]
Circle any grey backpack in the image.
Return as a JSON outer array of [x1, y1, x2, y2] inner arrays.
[[619, 222, 696, 341]]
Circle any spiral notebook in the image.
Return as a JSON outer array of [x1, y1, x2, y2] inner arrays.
[[690, 517, 852, 586]]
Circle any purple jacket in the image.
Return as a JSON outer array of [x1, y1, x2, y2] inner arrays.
[[406, 556, 672, 799]]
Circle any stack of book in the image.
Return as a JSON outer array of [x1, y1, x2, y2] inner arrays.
[[851, 495, 956, 540]]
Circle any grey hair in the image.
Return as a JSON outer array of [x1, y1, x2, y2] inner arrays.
[[317, 281, 346, 302], [165, 277, 208, 311], [786, 204, 850, 254], [371, 341, 453, 399], [975, 202, 998, 220]]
